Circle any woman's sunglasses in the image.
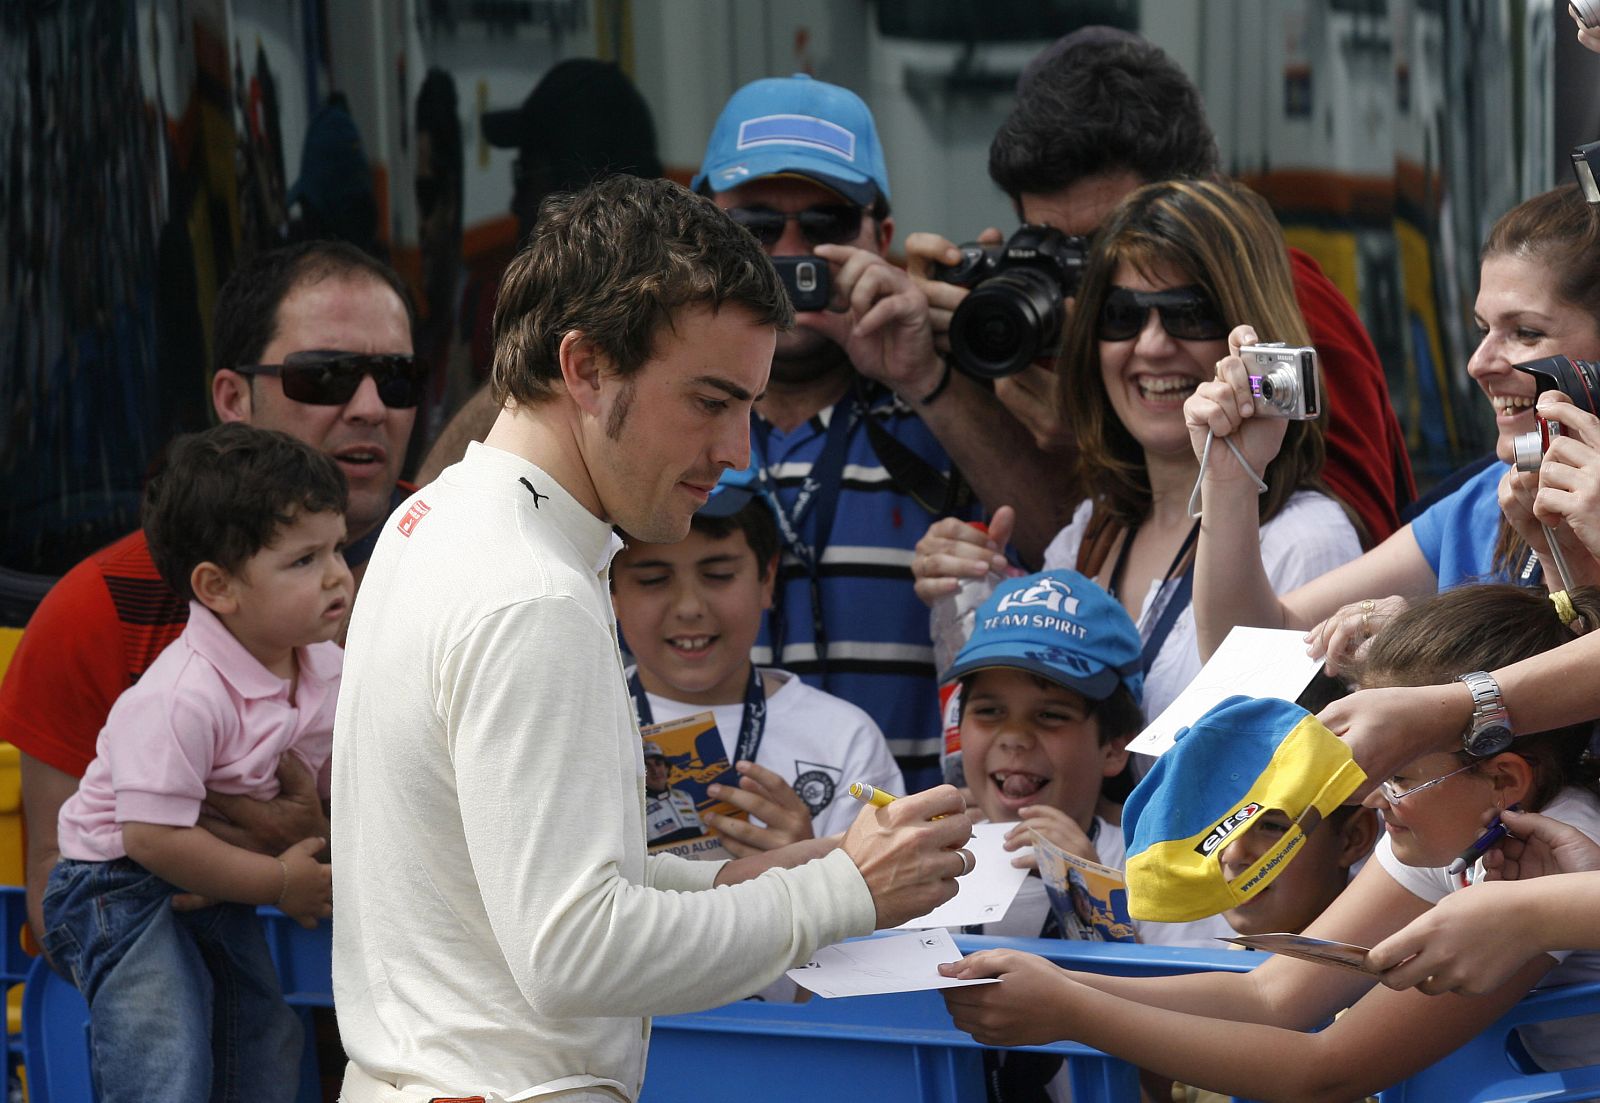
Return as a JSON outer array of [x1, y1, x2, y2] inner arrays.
[[234, 350, 427, 408], [726, 204, 865, 249], [1097, 285, 1229, 343]]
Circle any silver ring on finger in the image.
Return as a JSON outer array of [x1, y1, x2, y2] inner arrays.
[[957, 848, 975, 877]]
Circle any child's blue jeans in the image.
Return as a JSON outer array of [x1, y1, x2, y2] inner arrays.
[[41, 856, 302, 1103]]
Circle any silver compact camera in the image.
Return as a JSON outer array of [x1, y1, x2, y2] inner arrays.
[[1575, 0, 1600, 29], [1514, 415, 1563, 472], [1240, 342, 1321, 420]]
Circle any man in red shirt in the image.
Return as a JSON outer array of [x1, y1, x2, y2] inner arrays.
[[0, 240, 417, 943]]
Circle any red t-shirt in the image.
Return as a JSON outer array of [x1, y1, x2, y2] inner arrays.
[[0, 530, 188, 778], [0, 483, 413, 779], [1290, 248, 1415, 545]]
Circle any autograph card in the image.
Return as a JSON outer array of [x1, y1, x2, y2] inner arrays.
[[787, 929, 1000, 998], [1033, 832, 1137, 943], [1218, 933, 1374, 976], [895, 822, 1031, 930], [641, 711, 747, 860], [1129, 627, 1322, 756]]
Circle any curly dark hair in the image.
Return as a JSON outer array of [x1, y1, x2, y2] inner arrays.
[[490, 175, 793, 406], [990, 34, 1219, 205], [144, 423, 348, 601]]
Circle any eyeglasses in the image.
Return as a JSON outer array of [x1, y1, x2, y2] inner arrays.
[[234, 350, 427, 408], [1097, 285, 1229, 343], [725, 204, 865, 248], [1379, 761, 1477, 803]]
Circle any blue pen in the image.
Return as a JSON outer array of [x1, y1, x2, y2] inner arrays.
[[1446, 805, 1520, 877]]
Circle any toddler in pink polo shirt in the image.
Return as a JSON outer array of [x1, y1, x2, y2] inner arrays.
[[43, 423, 348, 1102]]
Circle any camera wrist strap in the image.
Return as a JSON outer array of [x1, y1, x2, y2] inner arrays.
[[1187, 430, 1269, 519]]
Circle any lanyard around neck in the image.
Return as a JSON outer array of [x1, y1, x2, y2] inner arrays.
[[1105, 519, 1201, 676], [748, 394, 867, 678], [628, 666, 768, 765]]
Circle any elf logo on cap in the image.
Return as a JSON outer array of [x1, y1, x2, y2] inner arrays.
[[1195, 801, 1262, 856], [995, 577, 1080, 616]]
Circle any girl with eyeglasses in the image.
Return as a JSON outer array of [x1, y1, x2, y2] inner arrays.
[[942, 582, 1600, 1098], [1043, 178, 1362, 726]]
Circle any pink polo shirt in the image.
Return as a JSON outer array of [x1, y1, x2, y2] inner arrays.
[[57, 601, 341, 862]]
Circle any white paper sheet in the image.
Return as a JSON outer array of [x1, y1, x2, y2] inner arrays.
[[786, 928, 1000, 998], [1126, 626, 1323, 757], [894, 821, 1031, 930]]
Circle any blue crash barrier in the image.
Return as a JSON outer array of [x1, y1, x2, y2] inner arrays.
[[5, 887, 1600, 1103]]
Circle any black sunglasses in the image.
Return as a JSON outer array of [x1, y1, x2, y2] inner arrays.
[[1097, 285, 1229, 343], [726, 204, 865, 248], [235, 350, 427, 408]]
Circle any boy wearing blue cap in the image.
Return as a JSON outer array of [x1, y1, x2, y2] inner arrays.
[[945, 569, 1234, 949], [612, 473, 903, 853]]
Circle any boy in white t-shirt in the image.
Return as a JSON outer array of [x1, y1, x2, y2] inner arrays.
[[42, 423, 342, 1102], [612, 472, 904, 853]]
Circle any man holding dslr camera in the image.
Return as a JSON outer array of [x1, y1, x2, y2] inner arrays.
[[690, 75, 1078, 788], [910, 27, 1414, 552]]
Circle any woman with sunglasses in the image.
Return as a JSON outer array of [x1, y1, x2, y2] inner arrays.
[[1184, 184, 1600, 675], [999, 178, 1360, 726]]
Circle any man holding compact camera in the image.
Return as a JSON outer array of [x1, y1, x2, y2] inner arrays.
[[909, 27, 1414, 553], [691, 75, 1078, 788]]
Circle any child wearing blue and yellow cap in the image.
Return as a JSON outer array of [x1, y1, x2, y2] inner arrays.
[[941, 583, 1600, 1099]]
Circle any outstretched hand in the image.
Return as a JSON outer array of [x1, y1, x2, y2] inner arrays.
[[940, 949, 1076, 1046]]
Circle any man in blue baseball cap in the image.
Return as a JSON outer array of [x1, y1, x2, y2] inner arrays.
[[692, 75, 1068, 789]]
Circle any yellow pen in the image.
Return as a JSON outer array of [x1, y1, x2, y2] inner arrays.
[[848, 780, 898, 808]]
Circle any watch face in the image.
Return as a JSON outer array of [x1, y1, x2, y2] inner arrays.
[[1466, 723, 1513, 757]]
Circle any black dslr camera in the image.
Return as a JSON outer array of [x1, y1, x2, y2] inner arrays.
[[932, 225, 1089, 379], [1511, 355, 1600, 470]]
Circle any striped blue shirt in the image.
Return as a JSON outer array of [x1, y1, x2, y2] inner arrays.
[[750, 386, 979, 791]]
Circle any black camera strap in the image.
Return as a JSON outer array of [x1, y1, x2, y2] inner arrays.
[[748, 381, 969, 681], [1105, 518, 1201, 675], [750, 394, 865, 682], [856, 380, 973, 517]]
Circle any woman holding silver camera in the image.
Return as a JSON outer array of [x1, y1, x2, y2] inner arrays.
[[1185, 183, 1600, 673], [915, 177, 1362, 724]]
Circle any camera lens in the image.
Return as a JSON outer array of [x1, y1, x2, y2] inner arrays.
[[1513, 355, 1600, 417], [948, 269, 1065, 379], [1513, 430, 1545, 472]]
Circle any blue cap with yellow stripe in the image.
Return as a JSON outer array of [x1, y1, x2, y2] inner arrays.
[[1122, 696, 1367, 923]]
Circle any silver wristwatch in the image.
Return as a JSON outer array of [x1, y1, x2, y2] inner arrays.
[[1457, 670, 1513, 757]]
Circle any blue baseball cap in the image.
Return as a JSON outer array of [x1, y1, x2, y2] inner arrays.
[[1122, 696, 1367, 923], [945, 570, 1144, 705], [691, 74, 890, 208]]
